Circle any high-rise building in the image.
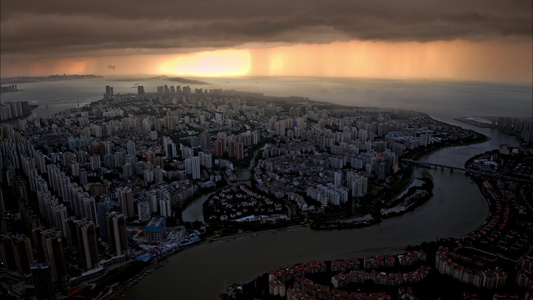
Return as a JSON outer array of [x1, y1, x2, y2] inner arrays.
[[31, 263, 56, 300], [185, 157, 201, 179], [0, 190, 6, 234], [79, 169, 88, 185], [228, 140, 236, 158], [154, 166, 164, 184], [215, 138, 225, 157], [334, 171, 343, 187], [163, 137, 177, 158], [126, 140, 136, 156], [82, 196, 98, 224], [13, 234, 34, 274], [122, 163, 134, 178], [0, 189, 5, 213], [191, 156, 201, 179], [137, 85, 145, 95], [97, 200, 120, 243], [32, 227, 45, 262], [236, 142, 244, 160], [146, 190, 158, 213], [252, 130, 260, 145], [198, 152, 213, 169], [105, 85, 114, 98], [200, 131, 210, 151], [41, 229, 67, 282], [181, 146, 194, 159], [190, 136, 200, 148], [137, 201, 151, 222], [143, 169, 154, 183], [159, 198, 171, 218], [114, 151, 126, 168], [117, 187, 134, 218], [0, 233, 34, 275], [64, 217, 80, 254], [77, 220, 99, 270], [90, 155, 101, 170], [103, 153, 114, 169], [0, 234, 17, 273], [106, 212, 129, 256], [378, 162, 387, 180]]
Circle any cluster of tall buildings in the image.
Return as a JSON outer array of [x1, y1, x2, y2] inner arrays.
[[493, 117, 533, 144], [0, 123, 130, 283], [0, 233, 34, 275], [215, 137, 245, 160], [0, 100, 29, 121], [0, 84, 18, 93], [0, 87, 235, 289], [153, 85, 224, 97], [254, 106, 450, 208], [214, 130, 259, 160]]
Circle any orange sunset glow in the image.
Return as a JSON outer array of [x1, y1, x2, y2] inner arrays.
[[7, 40, 530, 84], [247, 40, 532, 82], [158, 49, 252, 77], [1, 0, 531, 84]]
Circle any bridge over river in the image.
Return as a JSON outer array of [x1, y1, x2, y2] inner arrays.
[[402, 159, 533, 184]]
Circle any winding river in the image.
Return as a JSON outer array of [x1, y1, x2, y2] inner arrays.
[[124, 121, 519, 300]]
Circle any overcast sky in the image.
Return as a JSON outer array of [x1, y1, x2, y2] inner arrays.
[[1, 0, 531, 82]]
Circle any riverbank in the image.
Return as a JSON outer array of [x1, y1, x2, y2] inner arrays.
[[228, 129, 532, 299], [304, 128, 486, 231], [215, 130, 505, 298], [117, 114, 493, 300], [122, 154, 491, 300]]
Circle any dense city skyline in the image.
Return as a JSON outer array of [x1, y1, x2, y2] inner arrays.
[[1, 1, 532, 298], [1, 0, 532, 83]]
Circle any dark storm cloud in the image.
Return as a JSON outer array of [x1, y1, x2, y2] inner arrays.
[[1, 0, 531, 58]]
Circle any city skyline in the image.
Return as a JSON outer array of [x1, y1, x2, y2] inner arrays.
[[1, 0, 532, 83], [1, 1, 532, 297]]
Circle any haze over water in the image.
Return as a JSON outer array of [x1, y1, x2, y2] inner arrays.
[[1, 76, 531, 124]]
